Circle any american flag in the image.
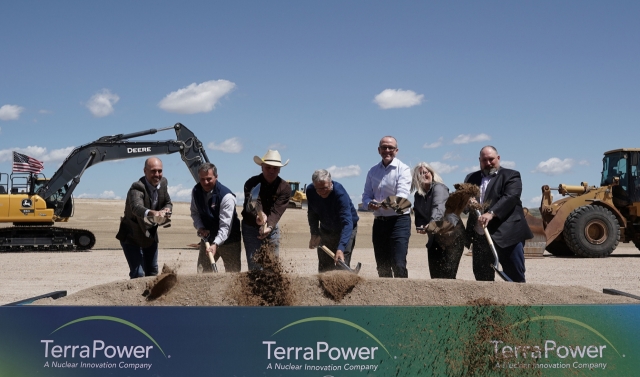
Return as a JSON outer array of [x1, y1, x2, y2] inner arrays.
[[12, 151, 44, 174]]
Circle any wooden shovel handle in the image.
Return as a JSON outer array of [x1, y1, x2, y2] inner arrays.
[[204, 241, 215, 264], [320, 245, 336, 258]]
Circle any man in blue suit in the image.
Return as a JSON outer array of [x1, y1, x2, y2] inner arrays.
[[464, 146, 533, 282]]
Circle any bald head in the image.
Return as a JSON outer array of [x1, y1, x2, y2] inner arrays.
[[144, 157, 163, 186], [479, 146, 500, 175]]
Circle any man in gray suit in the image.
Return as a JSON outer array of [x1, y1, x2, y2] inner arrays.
[[116, 157, 173, 279]]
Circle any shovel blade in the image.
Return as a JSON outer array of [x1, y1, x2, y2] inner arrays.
[[246, 183, 262, 215], [493, 265, 512, 282]]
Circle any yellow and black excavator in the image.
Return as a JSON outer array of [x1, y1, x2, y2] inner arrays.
[[528, 148, 640, 257], [0, 123, 209, 252]]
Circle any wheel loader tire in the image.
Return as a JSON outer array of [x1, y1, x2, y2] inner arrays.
[[563, 205, 619, 258], [545, 234, 574, 257]]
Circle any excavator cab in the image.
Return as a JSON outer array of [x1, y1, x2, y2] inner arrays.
[[33, 177, 74, 219]]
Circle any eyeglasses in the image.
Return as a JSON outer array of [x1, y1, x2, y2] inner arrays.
[[315, 184, 332, 192], [379, 146, 397, 151]]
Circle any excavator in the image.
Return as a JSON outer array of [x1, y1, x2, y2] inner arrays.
[[0, 123, 209, 252]]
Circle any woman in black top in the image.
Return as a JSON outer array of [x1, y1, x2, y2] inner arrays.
[[411, 162, 464, 279]]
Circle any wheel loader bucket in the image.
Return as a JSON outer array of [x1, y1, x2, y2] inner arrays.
[[523, 208, 547, 258]]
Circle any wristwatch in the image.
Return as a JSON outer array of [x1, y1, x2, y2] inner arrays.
[[488, 210, 494, 216]]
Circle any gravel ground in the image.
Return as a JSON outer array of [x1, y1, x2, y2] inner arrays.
[[1, 199, 639, 306]]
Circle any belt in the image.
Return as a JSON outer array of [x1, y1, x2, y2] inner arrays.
[[374, 214, 408, 221]]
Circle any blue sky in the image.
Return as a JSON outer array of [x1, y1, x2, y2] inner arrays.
[[1, 1, 639, 208]]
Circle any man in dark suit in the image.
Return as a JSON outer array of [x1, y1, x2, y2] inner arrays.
[[116, 157, 173, 279], [464, 146, 533, 282]]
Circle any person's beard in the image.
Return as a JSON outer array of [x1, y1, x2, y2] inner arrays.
[[482, 167, 498, 176]]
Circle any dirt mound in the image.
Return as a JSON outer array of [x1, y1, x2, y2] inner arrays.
[[36, 273, 638, 306], [145, 264, 178, 300], [318, 271, 363, 301]]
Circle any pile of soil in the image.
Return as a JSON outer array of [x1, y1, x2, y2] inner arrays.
[[38, 269, 638, 306]]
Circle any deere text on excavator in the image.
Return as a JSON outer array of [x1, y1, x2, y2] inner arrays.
[[0, 123, 209, 252]]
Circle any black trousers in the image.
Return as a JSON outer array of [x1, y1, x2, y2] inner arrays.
[[472, 236, 526, 282], [316, 226, 357, 273], [372, 214, 411, 278], [427, 222, 465, 279]]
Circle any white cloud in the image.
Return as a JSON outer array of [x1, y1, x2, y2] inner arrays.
[[462, 165, 478, 173], [0, 127, 2, 135], [158, 79, 235, 114], [442, 152, 461, 161], [86, 89, 119, 117], [0, 104, 25, 121], [0, 146, 75, 164], [268, 143, 287, 150], [327, 165, 361, 179], [167, 184, 193, 201], [77, 190, 121, 200], [373, 89, 424, 109], [429, 161, 458, 174], [39, 109, 52, 114], [501, 160, 516, 169], [532, 157, 574, 176], [452, 133, 490, 144], [579, 160, 589, 166], [530, 195, 542, 204], [207, 137, 242, 153], [423, 137, 443, 149]]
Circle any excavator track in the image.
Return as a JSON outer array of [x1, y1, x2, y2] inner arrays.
[[0, 225, 96, 252]]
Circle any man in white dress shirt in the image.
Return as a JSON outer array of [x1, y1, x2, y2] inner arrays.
[[361, 136, 412, 278]]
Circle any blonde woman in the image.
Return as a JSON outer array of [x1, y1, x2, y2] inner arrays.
[[411, 162, 463, 279]]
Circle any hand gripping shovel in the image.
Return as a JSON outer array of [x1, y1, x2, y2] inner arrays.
[[199, 234, 218, 273], [320, 245, 361, 274], [474, 210, 512, 282]]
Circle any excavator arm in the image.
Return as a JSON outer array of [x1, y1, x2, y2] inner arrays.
[[38, 123, 209, 217], [0, 123, 209, 252]]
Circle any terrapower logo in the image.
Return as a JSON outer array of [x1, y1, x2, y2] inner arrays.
[[492, 315, 622, 371], [40, 316, 167, 371], [262, 316, 391, 373]]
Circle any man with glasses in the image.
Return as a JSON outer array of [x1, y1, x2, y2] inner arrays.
[[307, 169, 359, 272], [116, 157, 172, 279], [362, 136, 412, 278]]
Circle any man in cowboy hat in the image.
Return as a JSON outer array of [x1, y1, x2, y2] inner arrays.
[[241, 149, 292, 270]]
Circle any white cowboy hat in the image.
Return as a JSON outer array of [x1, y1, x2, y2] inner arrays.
[[253, 149, 289, 167]]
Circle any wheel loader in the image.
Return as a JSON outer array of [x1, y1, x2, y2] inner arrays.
[[531, 148, 640, 257], [287, 181, 307, 209]]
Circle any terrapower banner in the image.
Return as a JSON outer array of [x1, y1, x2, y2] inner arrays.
[[0, 305, 639, 376]]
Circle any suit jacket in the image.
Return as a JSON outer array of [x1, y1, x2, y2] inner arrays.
[[116, 177, 173, 248], [464, 168, 533, 248]]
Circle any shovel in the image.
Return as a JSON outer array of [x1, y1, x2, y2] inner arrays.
[[474, 210, 512, 282], [246, 183, 268, 235], [199, 234, 218, 273], [320, 245, 361, 274]]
